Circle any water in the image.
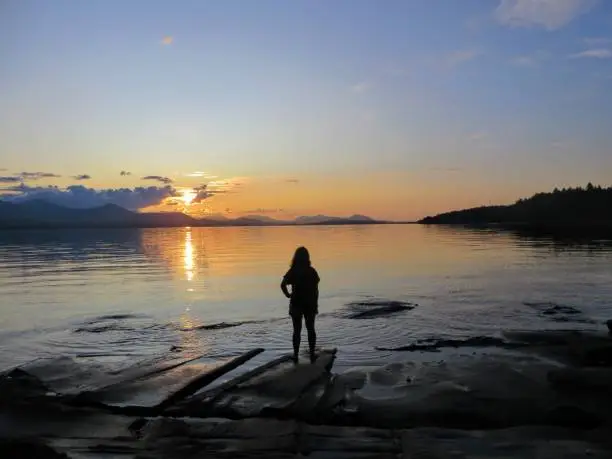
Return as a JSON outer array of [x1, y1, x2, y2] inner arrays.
[[1, 225, 611, 372]]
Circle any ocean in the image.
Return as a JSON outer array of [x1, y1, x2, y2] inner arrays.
[[1, 224, 611, 373]]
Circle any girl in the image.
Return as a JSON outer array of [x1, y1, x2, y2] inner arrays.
[[281, 246, 320, 363]]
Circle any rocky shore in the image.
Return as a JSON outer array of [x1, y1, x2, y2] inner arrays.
[[2, 325, 612, 458]]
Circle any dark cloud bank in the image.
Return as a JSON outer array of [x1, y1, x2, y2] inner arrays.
[[1, 184, 179, 210]]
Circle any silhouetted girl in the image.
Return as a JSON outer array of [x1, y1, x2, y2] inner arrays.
[[281, 246, 320, 363]]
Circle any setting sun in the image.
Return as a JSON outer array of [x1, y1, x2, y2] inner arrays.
[[182, 189, 196, 206]]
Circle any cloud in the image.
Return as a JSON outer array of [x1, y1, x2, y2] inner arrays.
[[429, 167, 462, 173], [142, 175, 173, 184], [72, 174, 91, 180], [495, 0, 596, 30], [445, 49, 483, 67], [2, 184, 179, 210], [584, 37, 612, 45], [185, 171, 218, 179], [191, 184, 223, 203], [0, 168, 6, 171], [243, 208, 284, 214], [569, 48, 612, 59], [350, 82, 372, 94], [468, 131, 488, 141], [510, 55, 539, 67], [0, 176, 22, 183], [509, 50, 551, 67], [19, 171, 61, 180], [161, 36, 173, 46], [120, 170, 131, 176], [286, 178, 300, 184]]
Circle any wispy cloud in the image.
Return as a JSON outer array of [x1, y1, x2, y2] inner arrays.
[[468, 131, 488, 141], [445, 49, 483, 67], [495, 0, 596, 30], [551, 140, 571, 149], [161, 36, 173, 46], [185, 171, 218, 179], [0, 176, 22, 183], [191, 184, 213, 203], [120, 170, 131, 176], [2, 184, 179, 210], [509, 50, 552, 67], [429, 167, 463, 173], [584, 37, 612, 46], [242, 208, 284, 214], [72, 174, 91, 180], [19, 171, 61, 180], [510, 55, 538, 67], [286, 178, 300, 184], [0, 168, 6, 172], [142, 175, 173, 184], [350, 82, 372, 94], [570, 48, 612, 59]]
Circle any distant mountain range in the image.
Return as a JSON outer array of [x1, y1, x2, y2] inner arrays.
[[0, 199, 385, 229]]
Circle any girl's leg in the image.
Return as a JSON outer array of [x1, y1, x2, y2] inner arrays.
[[304, 314, 317, 362], [291, 313, 302, 362]]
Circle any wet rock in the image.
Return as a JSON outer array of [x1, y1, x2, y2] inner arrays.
[[184, 321, 247, 331], [607, 319, 612, 334], [400, 426, 611, 458], [196, 350, 337, 419], [329, 355, 612, 430], [300, 424, 398, 455], [0, 439, 69, 459], [376, 336, 522, 352], [523, 301, 581, 315], [501, 330, 612, 366], [142, 418, 299, 457], [548, 367, 612, 391], [0, 368, 51, 403], [345, 300, 416, 319]]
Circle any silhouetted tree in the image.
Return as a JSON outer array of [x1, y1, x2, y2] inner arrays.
[[420, 183, 612, 225]]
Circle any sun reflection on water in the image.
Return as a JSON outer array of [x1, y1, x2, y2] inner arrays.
[[184, 228, 195, 282]]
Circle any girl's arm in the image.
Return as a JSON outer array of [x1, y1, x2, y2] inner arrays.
[[281, 274, 292, 299]]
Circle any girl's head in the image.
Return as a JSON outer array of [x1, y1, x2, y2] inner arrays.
[[291, 246, 311, 269]]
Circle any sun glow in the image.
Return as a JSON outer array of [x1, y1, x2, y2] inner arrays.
[[182, 189, 197, 206]]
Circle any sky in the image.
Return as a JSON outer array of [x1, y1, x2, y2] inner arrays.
[[1, 0, 611, 221]]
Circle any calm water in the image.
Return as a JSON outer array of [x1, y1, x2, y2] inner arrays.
[[1, 225, 611, 372]]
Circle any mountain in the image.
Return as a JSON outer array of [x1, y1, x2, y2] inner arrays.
[[419, 184, 612, 226], [0, 199, 383, 229], [240, 215, 286, 224], [295, 214, 377, 225], [0, 200, 138, 225]]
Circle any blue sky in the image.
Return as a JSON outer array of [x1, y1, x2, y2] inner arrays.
[[1, 0, 611, 220]]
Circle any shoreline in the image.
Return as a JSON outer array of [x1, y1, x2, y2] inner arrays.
[[2, 325, 612, 457]]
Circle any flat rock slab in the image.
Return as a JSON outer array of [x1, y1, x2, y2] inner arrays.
[[332, 354, 612, 429], [208, 350, 336, 418], [83, 360, 218, 407], [141, 418, 399, 458], [17, 353, 208, 396], [401, 426, 611, 458], [57, 417, 609, 458], [548, 367, 612, 391], [503, 330, 612, 366]]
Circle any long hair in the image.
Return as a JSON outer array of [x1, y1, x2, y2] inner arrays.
[[290, 246, 311, 269]]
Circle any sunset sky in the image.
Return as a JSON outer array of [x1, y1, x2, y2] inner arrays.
[[1, 0, 612, 221]]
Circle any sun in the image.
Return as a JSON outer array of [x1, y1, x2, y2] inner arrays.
[[181, 189, 197, 206]]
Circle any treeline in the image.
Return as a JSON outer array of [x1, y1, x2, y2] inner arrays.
[[419, 183, 612, 225]]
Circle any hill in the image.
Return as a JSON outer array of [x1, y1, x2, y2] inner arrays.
[[0, 200, 382, 229], [294, 214, 376, 225], [419, 183, 612, 226]]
